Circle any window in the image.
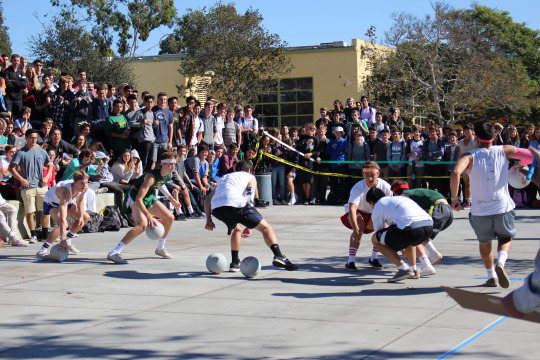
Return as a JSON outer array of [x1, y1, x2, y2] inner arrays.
[[255, 77, 314, 129]]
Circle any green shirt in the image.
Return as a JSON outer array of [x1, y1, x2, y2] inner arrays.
[[105, 114, 130, 152], [403, 188, 445, 211], [130, 168, 172, 201]]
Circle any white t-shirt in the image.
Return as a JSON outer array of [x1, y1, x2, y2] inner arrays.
[[469, 146, 514, 216], [372, 196, 432, 231], [409, 139, 424, 167], [215, 115, 225, 145], [190, 117, 204, 146], [211, 171, 254, 209], [0, 156, 11, 180], [345, 178, 392, 213], [240, 116, 258, 131], [43, 180, 81, 205]]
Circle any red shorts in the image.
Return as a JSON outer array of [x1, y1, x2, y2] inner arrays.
[[341, 211, 374, 234]]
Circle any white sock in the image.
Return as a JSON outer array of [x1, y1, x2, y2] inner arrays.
[[410, 264, 417, 271], [424, 241, 438, 257], [176, 207, 184, 215], [487, 267, 497, 279], [187, 206, 194, 215], [497, 251, 509, 267], [398, 263, 409, 271], [157, 238, 167, 251], [370, 248, 378, 261], [66, 239, 72, 246], [110, 242, 125, 255], [419, 255, 432, 268]]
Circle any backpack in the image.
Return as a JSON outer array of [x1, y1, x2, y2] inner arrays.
[[100, 205, 124, 230], [82, 211, 103, 233]]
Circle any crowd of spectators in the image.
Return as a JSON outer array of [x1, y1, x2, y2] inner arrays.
[[0, 53, 538, 246]]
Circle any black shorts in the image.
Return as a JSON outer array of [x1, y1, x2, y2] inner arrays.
[[297, 169, 314, 184], [431, 203, 453, 239], [375, 224, 433, 252], [212, 205, 264, 235]]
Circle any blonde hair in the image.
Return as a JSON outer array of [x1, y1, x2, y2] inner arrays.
[[26, 67, 41, 90], [361, 161, 380, 170]]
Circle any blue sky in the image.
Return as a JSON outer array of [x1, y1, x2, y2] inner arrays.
[[3, 0, 540, 59]]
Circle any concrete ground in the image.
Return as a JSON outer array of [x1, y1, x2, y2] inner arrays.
[[1, 205, 539, 359]]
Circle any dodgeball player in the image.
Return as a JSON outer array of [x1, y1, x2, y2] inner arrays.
[[107, 151, 182, 264], [450, 121, 534, 287], [36, 171, 90, 259], [341, 161, 392, 271], [204, 160, 298, 272]]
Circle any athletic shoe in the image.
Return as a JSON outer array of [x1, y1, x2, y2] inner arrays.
[[229, 261, 240, 272], [429, 252, 443, 266], [413, 269, 420, 279], [155, 248, 173, 259], [420, 266, 436, 277], [107, 253, 128, 264], [461, 200, 471, 209], [484, 277, 498, 287], [12, 239, 29, 247], [36, 250, 48, 260], [345, 262, 359, 271], [29, 236, 38, 244], [309, 198, 316, 205], [68, 245, 80, 254], [175, 213, 187, 221], [280, 199, 288, 205], [95, 188, 108, 194], [387, 268, 415, 282], [272, 255, 298, 271], [288, 196, 297, 206], [369, 258, 383, 269], [495, 263, 510, 288]]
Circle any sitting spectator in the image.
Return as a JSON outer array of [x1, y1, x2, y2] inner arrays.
[[4, 120, 16, 145], [129, 149, 144, 181], [14, 106, 32, 137], [72, 133, 88, 152], [0, 118, 8, 153], [89, 151, 129, 209], [61, 149, 94, 181], [219, 143, 239, 176], [47, 127, 80, 178], [111, 149, 137, 184], [0, 144, 15, 181], [185, 144, 211, 194], [37, 118, 53, 145], [0, 192, 28, 247]]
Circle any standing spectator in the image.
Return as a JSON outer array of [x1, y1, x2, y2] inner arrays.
[[327, 110, 345, 140], [37, 73, 54, 120], [387, 128, 407, 179], [153, 92, 174, 164], [442, 131, 460, 198], [167, 96, 182, 146], [214, 103, 226, 147], [347, 128, 371, 182], [9, 129, 53, 242], [88, 83, 112, 149], [374, 112, 388, 139], [136, 95, 156, 171], [33, 59, 44, 87], [105, 98, 130, 161], [239, 105, 258, 153], [22, 68, 41, 123], [359, 96, 376, 127], [387, 107, 404, 134], [49, 75, 76, 137], [458, 123, 476, 208], [406, 125, 425, 189], [346, 109, 368, 139], [315, 107, 330, 129], [366, 126, 381, 157], [71, 81, 93, 135], [221, 108, 241, 149], [343, 97, 357, 124], [373, 128, 391, 179], [296, 123, 320, 204], [200, 101, 217, 149], [315, 124, 330, 204], [326, 126, 348, 204], [185, 101, 203, 150], [14, 106, 33, 137], [124, 94, 142, 149], [422, 125, 446, 193], [4, 54, 27, 118], [332, 99, 345, 122], [106, 84, 116, 101]]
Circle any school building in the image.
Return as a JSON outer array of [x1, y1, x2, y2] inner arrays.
[[132, 39, 391, 129]]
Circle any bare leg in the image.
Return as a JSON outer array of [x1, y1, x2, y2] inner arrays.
[[479, 241, 494, 269], [26, 213, 36, 232], [254, 219, 278, 247], [231, 224, 244, 251], [147, 202, 175, 238], [371, 234, 405, 267]]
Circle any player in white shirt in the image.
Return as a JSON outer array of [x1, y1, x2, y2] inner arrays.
[[204, 160, 298, 272], [450, 121, 534, 288], [341, 161, 392, 271], [366, 187, 433, 282], [36, 172, 90, 260]]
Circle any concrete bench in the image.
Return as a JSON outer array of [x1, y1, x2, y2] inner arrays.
[[8, 193, 115, 240]]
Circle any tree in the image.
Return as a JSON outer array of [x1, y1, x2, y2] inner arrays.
[[0, 0, 12, 56], [168, 2, 293, 105], [27, 14, 135, 85], [50, 0, 177, 57], [364, 2, 538, 125]]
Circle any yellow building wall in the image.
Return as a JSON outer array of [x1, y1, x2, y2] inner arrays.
[[131, 57, 188, 101]]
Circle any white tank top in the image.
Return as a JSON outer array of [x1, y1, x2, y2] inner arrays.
[[43, 180, 80, 205], [469, 146, 514, 216]]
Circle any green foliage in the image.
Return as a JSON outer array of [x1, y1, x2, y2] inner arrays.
[[365, 2, 539, 125], [50, 0, 177, 57], [0, 0, 12, 56], [27, 14, 135, 85], [158, 33, 185, 55], [172, 2, 293, 105]]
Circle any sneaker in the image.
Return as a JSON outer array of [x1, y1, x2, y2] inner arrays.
[[369, 258, 383, 269], [429, 252, 443, 266], [413, 269, 420, 279], [281, 199, 288, 205], [95, 188, 108, 194], [68, 245, 80, 254], [175, 213, 187, 221], [36, 250, 48, 260], [461, 201, 471, 209], [12, 239, 29, 247], [484, 277, 498, 287], [388, 268, 415, 282], [272, 255, 298, 271], [302, 201, 309, 205], [288, 196, 297, 206], [495, 263, 510, 288], [229, 261, 240, 272], [155, 248, 173, 259], [107, 253, 128, 264], [29, 236, 38, 244], [420, 266, 436, 277], [309, 198, 316, 205], [345, 262, 358, 271]]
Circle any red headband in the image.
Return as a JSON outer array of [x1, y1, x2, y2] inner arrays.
[[391, 183, 409, 192], [474, 134, 494, 143]]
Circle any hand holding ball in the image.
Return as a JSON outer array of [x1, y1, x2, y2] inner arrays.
[[146, 221, 165, 240], [49, 244, 69, 262]]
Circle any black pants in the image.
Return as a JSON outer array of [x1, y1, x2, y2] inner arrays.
[[100, 182, 131, 209], [138, 141, 155, 172], [329, 164, 348, 203]]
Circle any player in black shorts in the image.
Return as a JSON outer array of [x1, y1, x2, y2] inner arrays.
[[204, 160, 298, 272]]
